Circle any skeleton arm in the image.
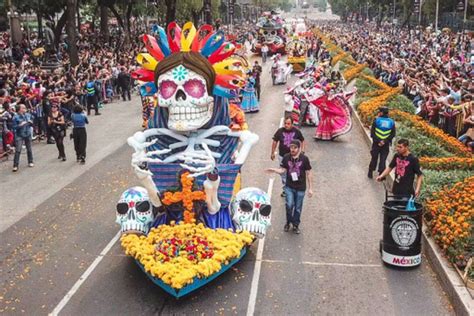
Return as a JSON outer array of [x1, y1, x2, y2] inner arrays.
[[228, 130, 259, 164], [203, 169, 221, 215]]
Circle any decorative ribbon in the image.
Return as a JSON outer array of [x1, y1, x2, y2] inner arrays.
[[167, 22, 182, 53], [180, 22, 197, 52], [143, 34, 165, 62]]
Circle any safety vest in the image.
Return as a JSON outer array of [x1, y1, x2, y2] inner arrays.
[[86, 82, 96, 96], [374, 117, 395, 140]]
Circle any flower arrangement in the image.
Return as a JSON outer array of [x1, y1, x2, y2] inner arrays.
[[161, 172, 206, 224], [426, 176, 473, 268], [331, 52, 348, 66], [342, 63, 368, 82], [121, 222, 254, 289], [391, 110, 471, 157], [357, 88, 401, 125], [420, 157, 474, 171], [359, 74, 393, 92]]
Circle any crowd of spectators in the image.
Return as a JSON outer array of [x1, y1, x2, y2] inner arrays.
[[0, 29, 138, 164], [319, 22, 474, 150]]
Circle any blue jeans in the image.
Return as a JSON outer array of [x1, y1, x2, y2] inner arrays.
[[284, 187, 306, 226], [13, 136, 33, 167]]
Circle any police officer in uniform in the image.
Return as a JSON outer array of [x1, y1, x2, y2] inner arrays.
[[85, 77, 101, 116], [368, 107, 395, 179]]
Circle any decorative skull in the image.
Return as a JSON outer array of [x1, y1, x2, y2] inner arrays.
[[116, 186, 156, 235], [230, 187, 271, 238], [157, 65, 214, 132]]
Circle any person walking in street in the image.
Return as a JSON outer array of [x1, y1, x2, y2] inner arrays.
[[271, 117, 305, 197], [48, 104, 67, 161], [267, 140, 313, 234], [377, 139, 423, 198], [252, 61, 262, 101], [12, 104, 34, 172], [368, 107, 396, 179], [85, 77, 101, 116], [261, 44, 269, 63], [117, 66, 132, 101], [71, 104, 88, 164]]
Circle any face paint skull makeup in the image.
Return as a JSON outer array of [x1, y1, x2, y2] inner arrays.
[[116, 186, 156, 235], [157, 66, 214, 132], [230, 187, 272, 238]]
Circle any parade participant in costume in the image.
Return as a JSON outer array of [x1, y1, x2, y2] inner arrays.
[[310, 89, 354, 140], [368, 107, 396, 179], [377, 139, 423, 197], [240, 71, 260, 113]]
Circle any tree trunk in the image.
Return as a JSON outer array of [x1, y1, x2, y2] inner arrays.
[[108, 4, 125, 30], [123, 0, 133, 46], [66, 0, 79, 66], [165, 0, 176, 26], [76, 1, 81, 33], [36, 8, 43, 40], [54, 11, 68, 49], [100, 5, 109, 42]]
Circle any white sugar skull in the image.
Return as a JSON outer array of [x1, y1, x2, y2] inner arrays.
[[116, 186, 156, 235], [157, 65, 214, 132], [230, 187, 272, 238]]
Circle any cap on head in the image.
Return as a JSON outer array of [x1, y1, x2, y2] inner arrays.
[[379, 106, 389, 115], [290, 139, 301, 148]]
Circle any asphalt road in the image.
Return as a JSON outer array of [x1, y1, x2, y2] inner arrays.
[[0, 60, 453, 315]]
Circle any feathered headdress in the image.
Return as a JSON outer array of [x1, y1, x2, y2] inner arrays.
[[133, 22, 245, 98]]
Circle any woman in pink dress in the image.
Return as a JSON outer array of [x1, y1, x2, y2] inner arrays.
[[310, 90, 355, 140]]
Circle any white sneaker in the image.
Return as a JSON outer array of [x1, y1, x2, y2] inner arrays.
[[28, 163, 34, 167]]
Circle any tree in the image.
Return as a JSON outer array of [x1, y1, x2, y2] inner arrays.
[[66, 0, 79, 65]]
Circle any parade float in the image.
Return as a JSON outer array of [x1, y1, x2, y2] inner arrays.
[[120, 22, 272, 297], [286, 37, 307, 73], [252, 12, 286, 55]]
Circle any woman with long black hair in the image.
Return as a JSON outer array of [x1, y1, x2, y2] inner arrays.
[[71, 104, 88, 164], [48, 104, 67, 161]]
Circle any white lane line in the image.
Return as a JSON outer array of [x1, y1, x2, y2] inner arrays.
[[50, 231, 121, 316], [260, 259, 381, 268], [246, 115, 283, 315], [247, 177, 275, 316]]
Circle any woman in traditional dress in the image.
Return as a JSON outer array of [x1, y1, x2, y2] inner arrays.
[[240, 72, 260, 113], [310, 89, 355, 140]]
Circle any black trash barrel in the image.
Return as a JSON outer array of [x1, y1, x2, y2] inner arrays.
[[381, 198, 423, 268]]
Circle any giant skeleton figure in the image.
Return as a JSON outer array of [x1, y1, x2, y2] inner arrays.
[[126, 22, 266, 233]]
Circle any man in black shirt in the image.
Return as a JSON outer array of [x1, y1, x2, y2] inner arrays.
[[377, 139, 423, 197], [267, 140, 313, 234], [117, 67, 132, 101], [271, 117, 305, 197]]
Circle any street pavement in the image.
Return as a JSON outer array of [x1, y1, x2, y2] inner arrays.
[[0, 98, 142, 232], [0, 61, 454, 315]]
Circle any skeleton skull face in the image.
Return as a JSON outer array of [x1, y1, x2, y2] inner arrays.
[[157, 65, 214, 132], [116, 186, 155, 235], [230, 187, 271, 238]]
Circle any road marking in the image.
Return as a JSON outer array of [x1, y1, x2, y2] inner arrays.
[[247, 114, 283, 315], [50, 231, 121, 316], [260, 259, 382, 268], [246, 176, 275, 316]]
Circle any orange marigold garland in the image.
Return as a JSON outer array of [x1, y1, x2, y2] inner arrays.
[[420, 157, 474, 170], [162, 172, 206, 224], [426, 176, 474, 268], [342, 63, 368, 82]]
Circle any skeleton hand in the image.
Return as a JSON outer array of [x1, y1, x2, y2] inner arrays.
[[177, 143, 216, 178], [128, 131, 171, 179]]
